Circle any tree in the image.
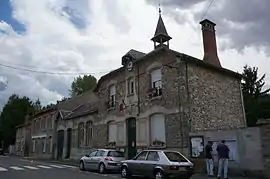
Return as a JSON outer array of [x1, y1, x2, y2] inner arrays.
[[33, 98, 42, 111], [0, 94, 36, 149], [69, 75, 97, 97], [242, 65, 270, 127]]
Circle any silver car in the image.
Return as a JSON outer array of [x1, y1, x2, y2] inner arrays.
[[120, 149, 194, 179], [79, 149, 125, 173]]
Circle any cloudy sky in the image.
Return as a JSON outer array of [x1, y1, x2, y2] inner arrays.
[[0, 0, 269, 109]]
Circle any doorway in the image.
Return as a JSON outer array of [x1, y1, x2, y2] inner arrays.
[[57, 130, 64, 160], [126, 117, 137, 159], [65, 128, 72, 159]]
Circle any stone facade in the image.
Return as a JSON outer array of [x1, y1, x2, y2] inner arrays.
[[15, 122, 31, 156], [30, 107, 57, 159]]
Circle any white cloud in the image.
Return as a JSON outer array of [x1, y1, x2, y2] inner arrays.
[[0, 0, 269, 109]]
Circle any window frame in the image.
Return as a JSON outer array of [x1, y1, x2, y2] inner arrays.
[[150, 114, 166, 145], [78, 122, 85, 147], [127, 77, 135, 95], [86, 121, 93, 146], [108, 85, 116, 108]]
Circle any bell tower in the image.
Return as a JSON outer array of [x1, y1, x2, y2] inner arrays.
[[151, 6, 172, 49]]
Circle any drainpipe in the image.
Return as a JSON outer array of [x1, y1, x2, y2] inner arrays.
[[137, 62, 140, 116], [239, 81, 247, 128]]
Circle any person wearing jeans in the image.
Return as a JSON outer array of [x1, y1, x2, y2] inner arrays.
[[205, 141, 214, 177], [216, 140, 230, 179]]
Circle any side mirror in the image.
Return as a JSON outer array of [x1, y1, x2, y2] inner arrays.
[[85, 154, 90, 157]]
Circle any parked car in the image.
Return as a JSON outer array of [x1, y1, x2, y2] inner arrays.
[[120, 149, 194, 179], [79, 149, 125, 173]]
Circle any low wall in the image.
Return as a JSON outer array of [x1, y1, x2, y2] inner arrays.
[[189, 127, 264, 171]]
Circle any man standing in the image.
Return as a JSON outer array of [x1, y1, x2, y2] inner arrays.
[[216, 140, 230, 179], [205, 141, 214, 177]]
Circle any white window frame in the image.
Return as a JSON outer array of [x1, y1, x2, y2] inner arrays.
[[127, 77, 135, 95], [109, 85, 116, 107], [108, 123, 117, 143], [150, 114, 166, 145], [150, 69, 162, 89]]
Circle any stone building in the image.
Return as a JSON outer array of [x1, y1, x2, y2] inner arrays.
[[30, 107, 56, 159], [15, 117, 31, 156], [54, 91, 99, 160], [53, 13, 246, 160], [92, 14, 245, 159]]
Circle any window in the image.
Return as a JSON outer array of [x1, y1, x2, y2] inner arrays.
[[107, 151, 124, 157], [49, 136, 53, 153], [150, 114, 166, 145], [146, 151, 159, 161], [127, 77, 135, 95], [47, 117, 52, 129], [41, 138, 46, 153], [135, 151, 148, 160], [41, 118, 46, 130], [86, 121, 93, 146], [149, 69, 162, 97], [108, 85, 116, 108], [164, 152, 188, 162], [89, 150, 98, 157], [32, 139, 36, 152], [108, 123, 117, 143], [78, 122, 85, 147], [96, 150, 105, 157]]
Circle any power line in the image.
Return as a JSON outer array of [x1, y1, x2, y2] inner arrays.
[[180, 0, 216, 49], [0, 62, 110, 76]]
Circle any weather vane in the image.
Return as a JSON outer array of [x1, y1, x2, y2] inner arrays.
[[158, 3, 161, 15]]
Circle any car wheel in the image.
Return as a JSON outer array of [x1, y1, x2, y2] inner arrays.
[[121, 166, 129, 178], [79, 161, 85, 171], [98, 163, 106, 174], [155, 170, 164, 179]]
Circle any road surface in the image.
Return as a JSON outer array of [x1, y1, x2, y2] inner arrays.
[[0, 155, 259, 179], [0, 155, 120, 179]]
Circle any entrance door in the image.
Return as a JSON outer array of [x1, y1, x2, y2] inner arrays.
[[126, 117, 137, 159], [65, 128, 72, 159], [57, 130, 64, 160]]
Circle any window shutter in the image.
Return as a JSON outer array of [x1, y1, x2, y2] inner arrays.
[[150, 114, 166, 143]]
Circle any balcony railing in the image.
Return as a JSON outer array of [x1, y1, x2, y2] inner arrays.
[[147, 87, 162, 99]]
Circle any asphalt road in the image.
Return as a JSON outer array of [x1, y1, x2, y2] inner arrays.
[[0, 155, 120, 179]]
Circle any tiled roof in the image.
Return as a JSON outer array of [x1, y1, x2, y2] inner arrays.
[[64, 102, 98, 120]]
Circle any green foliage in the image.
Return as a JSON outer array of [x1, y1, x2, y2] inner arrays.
[[0, 94, 36, 149], [242, 65, 270, 127], [69, 75, 97, 97]]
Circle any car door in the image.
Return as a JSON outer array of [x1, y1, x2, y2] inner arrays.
[[129, 151, 148, 176], [85, 150, 98, 169], [92, 150, 105, 169], [142, 151, 160, 177]]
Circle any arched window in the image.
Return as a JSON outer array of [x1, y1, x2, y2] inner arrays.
[[86, 121, 93, 146], [78, 122, 85, 147]]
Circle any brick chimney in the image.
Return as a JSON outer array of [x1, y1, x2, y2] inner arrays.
[[200, 19, 221, 67]]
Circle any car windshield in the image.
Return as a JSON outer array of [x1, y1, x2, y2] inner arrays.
[[164, 152, 188, 162], [107, 151, 124, 157]]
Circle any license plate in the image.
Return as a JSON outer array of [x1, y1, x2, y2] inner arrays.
[[179, 167, 186, 171]]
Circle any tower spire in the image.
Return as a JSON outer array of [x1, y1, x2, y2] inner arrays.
[[151, 5, 172, 49]]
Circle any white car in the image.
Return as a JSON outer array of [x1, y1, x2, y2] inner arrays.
[[79, 149, 125, 174]]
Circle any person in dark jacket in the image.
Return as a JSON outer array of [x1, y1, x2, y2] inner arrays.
[[205, 141, 214, 176], [216, 140, 230, 179]]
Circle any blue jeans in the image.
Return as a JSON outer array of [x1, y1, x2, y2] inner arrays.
[[218, 158, 228, 178], [205, 159, 214, 176]]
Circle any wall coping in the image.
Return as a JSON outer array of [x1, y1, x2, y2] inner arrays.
[[257, 119, 270, 126]]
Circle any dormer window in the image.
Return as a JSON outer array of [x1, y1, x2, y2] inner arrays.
[[108, 85, 116, 108]]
